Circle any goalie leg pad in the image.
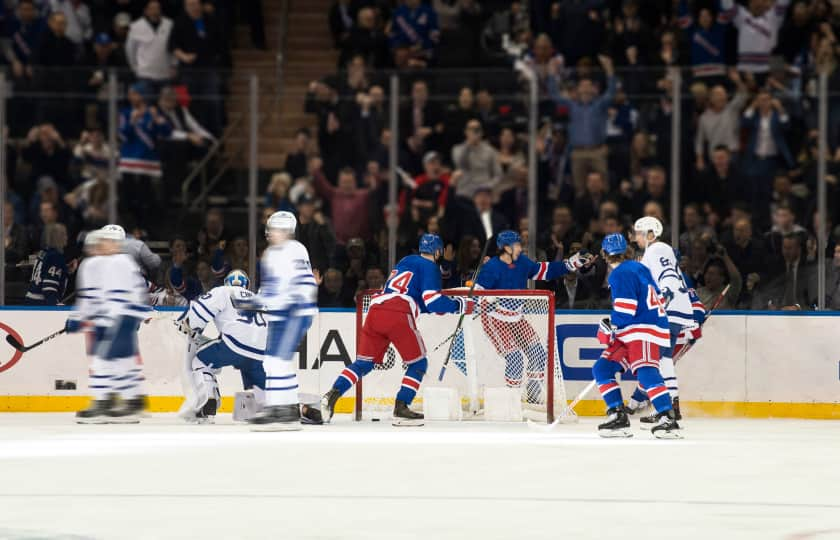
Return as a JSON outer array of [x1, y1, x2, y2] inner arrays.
[[637, 366, 672, 414], [396, 358, 427, 406], [592, 356, 624, 410]]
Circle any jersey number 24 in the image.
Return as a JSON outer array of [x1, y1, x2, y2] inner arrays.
[[386, 270, 414, 294]]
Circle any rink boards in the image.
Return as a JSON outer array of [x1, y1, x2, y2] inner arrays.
[[0, 307, 838, 418]]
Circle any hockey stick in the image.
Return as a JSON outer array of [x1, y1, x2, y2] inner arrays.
[[563, 284, 732, 412], [437, 238, 492, 382], [6, 328, 66, 353]]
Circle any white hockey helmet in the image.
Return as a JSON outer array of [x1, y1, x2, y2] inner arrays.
[[83, 229, 103, 247], [100, 224, 126, 241], [265, 210, 297, 237], [634, 216, 663, 240]]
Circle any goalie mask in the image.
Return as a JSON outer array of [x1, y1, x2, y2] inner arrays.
[[225, 269, 250, 289]]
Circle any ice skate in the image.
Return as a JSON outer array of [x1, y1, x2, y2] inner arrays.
[[625, 398, 650, 415], [75, 395, 116, 424], [321, 388, 340, 423], [598, 407, 633, 438], [190, 398, 217, 425], [392, 399, 424, 427], [651, 409, 682, 439], [641, 398, 681, 429], [301, 404, 323, 425], [249, 404, 303, 432], [107, 395, 146, 424]]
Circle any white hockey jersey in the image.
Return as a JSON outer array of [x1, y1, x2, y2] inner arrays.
[[99, 253, 153, 322], [258, 240, 318, 316], [75, 255, 106, 326], [640, 242, 693, 327], [187, 285, 268, 362], [720, 0, 789, 73]]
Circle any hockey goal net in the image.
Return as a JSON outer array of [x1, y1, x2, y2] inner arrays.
[[355, 289, 574, 424]]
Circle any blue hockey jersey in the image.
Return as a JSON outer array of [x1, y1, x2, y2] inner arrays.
[[25, 247, 68, 305], [370, 255, 461, 317], [678, 0, 728, 78], [607, 260, 670, 347], [476, 256, 569, 290]]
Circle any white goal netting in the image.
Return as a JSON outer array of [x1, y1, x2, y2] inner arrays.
[[355, 289, 574, 423]]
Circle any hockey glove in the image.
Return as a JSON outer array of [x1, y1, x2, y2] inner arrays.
[[597, 317, 616, 345], [565, 251, 593, 272], [455, 297, 475, 315], [661, 287, 674, 309], [64, 316, 83, 334], [175, 316, 199, 340]]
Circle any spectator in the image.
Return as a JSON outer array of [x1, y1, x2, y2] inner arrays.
[[21, 123, 71, 191], [762, 233, 815, 309], [743, 88, 795, 213], [328, 0, 354, 50], [265, 173, 295, 214], [496, 127, 526, 189], [696, 145, 745, 221], [25, 222, 70, 305], [522, 33, 565, 101], [319, 267, 353, 307], [48, 0, 92, 51], [554, 266, 601, 309], [677, 0, 728, 83], [548, 0, 607, 66], [83, 33, 129, 111], [496, 164, 529, 228], [351, 84, 386, 170], [722, 216, 767, 280], [400, 79, 443, 150], [720, 0, 789, 82], [451, 119, 502, 198], [474, 88, 500, 139], [444, 185, 508, 246], [609, 0, 654, 67], [285, 128, 312, 180], [443, 87, 476, 150], [112, 11, 132, 45], [445, 235, 480, 287], [826, 245, 840, 309], [540, 204, 581, 261], [29, 193, 62, 248], [32, 11, 78, 131], [548, 54, 616, 197], [574, 171, 611, 228], [340, 6, 389, 68], [117, 82, 172, 227], [364, 267, 386, 291], [630, 165, 668, 218], [400, 151, 451, 218], [605, 87, 638, 179], [169, 0, 225, 135], [126, 0, 174, 93], [695, 72, 749, 169], [72, 128, 112, 183], [389, 0, 440, 68], [3, 201, 30, 265], [696, 250, 743, 310], [33, 11, 76, 67], [64, 175, 109, 229], [765, 202, 808, 266], [296, 195, 336, 273], [337, 53, 370, 98], [157, 84, 213, 198], [769, 172, 806, 223], [679, 203, 716, 257], [312, 161, 373, 245], [196, 207, 230, 259], [2, 0, 44, 82], [304, 77, 351, 181]]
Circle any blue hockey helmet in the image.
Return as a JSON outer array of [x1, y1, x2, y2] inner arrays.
[[496, 230, 521, 249], [225, 269, 250, 289], [602, 233, 628, 256], [419, 233, 444, 255]]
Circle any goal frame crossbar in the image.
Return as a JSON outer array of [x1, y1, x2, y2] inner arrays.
[[354, 289, 558, 423]]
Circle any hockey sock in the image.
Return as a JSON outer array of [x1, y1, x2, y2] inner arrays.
[[629, 384, 648, 406], [264, 358, 299, 406], [504, 350, 525, 387], [592, 357, 624, 409], [111, 357, 143, 399], [636, 366, 672, 413], [660, 323, 681, 398], [396, 358, 427, 405], [333, 359, 375, 396], [88, 356, 113, 401]]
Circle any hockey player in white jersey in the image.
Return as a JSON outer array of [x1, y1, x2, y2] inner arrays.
[[235, 211, 321, 431], [627, 217, 693, 421], [66, 226, 152, 423], [176, 270, 272, 423]]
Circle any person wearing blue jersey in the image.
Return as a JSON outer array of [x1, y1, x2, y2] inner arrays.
[[25, 223, 70, 305], [593, 233, 681, 439], [472, 230, 592, 403], [321, 234, 472, 426]]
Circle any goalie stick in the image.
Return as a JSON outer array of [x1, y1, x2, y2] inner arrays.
[[563, 283, 732, 414], [437, 237, 492, 382]]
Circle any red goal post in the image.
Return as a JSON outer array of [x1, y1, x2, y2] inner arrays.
[[354, 289, 571, 423]]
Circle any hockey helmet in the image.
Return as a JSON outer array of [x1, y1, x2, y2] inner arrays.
[[602, 233, 628, 256], [225, 269, 250, 289], [418, 233, 443, 255], [265, 211, 297, 236], [100, 223, 126, 241], [633, 216, 663, 240], [496, 230, 521, 249], [83, 229, 103, 247]]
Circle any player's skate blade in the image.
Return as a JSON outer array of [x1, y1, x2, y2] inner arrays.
[[108, 396, 147, 424], [598, 407, 633, 438], [320, 389, 340, 423], [392, 399, 424, 427], [249, 405, 303, 432], [75, 399, 114, 424], [651, 410, 682, 439]]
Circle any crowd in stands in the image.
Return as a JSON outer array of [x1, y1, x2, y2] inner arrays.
[[0, 0, 262, 303], [287, 0, 840, 311], [5, 0, 840, 313]]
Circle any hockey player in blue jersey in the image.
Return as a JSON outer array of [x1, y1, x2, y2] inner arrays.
[[593, 233, 681, 439], [176, 270, 269, 424], [25, 223, 70, 305], [320, 234, 473, 426], [471, 230, 592, 402]]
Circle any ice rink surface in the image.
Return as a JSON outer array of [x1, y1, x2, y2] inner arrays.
[[0, 414, 837, 540]]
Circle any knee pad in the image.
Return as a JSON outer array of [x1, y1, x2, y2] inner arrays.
[[592, 357, 621, 384]]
